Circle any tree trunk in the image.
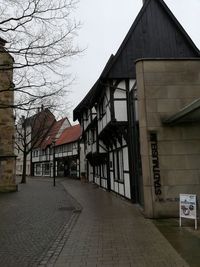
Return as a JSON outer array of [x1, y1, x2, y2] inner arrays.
[[21, 152, 27, 184]]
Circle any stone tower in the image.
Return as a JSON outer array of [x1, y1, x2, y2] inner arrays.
[[0, 37, 17, 192]]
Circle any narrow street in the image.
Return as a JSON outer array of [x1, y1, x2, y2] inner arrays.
[[1, 177, 200, 267]]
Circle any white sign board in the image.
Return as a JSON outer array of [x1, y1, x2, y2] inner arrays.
[[179, 194, 197, 230]]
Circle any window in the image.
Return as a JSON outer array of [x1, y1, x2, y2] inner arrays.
[[62, 144, 72, 152], [101, 164, 107, 179], [56, 146, 63, 154], [43, 163, 50, 176], [99, 97, 106, 119], [73, 143, 77, 149], [32, 150, 38, 158], [91, 129, 96, 143], [63, 145, 67, 152], [40, 149, 45, 156], [35, 163, 41, 176], [114, 149, 124, 182]]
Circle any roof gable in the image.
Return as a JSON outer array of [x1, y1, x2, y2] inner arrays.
[[73, 55, 114, 121], [108, 0, 199, 79], [35, 117, 67, 149], [56, 124, 82, 146]]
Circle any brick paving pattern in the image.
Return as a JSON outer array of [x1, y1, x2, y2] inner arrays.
[[55, 180, 189, 267], [0, 177, 75, 267]]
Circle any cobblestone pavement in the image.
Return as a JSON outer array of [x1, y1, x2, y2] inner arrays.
[[55, 179, 189, 267], [0, 177, 76, 267]]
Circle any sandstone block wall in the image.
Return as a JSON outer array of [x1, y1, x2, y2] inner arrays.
[[0, 47, 17, 192], [136, 59, 200, 218]]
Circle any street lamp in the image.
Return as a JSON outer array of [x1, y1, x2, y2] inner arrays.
[[52, 139, 56, 186]]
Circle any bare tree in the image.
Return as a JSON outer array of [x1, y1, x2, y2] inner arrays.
[[0, 0, 81, 111], [15, 106, 56, 183]]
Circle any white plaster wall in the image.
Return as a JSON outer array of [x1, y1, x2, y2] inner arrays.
[[129, 79, 136, 91], [79, 142, 85, 174], [114, 182, 119, 193], [88, 163, 93, 182], [124, 174, 131, 199], [119, 183, 124, 195], [123, 147, 129, 172]]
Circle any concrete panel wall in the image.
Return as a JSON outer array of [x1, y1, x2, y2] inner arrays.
[[136, 59, 200, 218]]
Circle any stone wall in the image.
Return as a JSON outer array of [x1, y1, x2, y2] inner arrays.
[[0, 45, 17, 192], [136, 59, 200, 218]]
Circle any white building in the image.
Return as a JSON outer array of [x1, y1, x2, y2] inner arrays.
[[32, 123, 82, 178]]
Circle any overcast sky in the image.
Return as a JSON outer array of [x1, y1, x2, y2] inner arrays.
[[68, 0, 200, 120]]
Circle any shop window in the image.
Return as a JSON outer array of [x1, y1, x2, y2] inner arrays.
[[35, 164, 41, 176], [70, 160, 77, 176], [43, 163, 50, 176]]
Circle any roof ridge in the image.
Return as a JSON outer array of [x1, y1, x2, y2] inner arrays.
[[107, 0, 199, 77]]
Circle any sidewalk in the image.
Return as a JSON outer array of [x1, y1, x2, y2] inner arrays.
[[55, 179, 189, 267]]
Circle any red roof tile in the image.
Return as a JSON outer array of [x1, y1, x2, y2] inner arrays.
[[56, 124, 82, 146], [39, 118, 66, 149]]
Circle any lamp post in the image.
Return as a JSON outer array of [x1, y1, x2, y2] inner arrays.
[[52, 139, 56, 186]]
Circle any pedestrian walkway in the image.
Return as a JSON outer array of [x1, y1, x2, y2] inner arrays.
[[55, 179, 189, 267], [0, 177, 75, 267]]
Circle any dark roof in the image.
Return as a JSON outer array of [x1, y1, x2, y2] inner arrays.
[[73, 55, 115, 121], [56, 124, 82, 146], [29, 109, 55, 144], [73, 0, 200, 120], [108, 0, 199, 78], [73, 81, 99, 121], [35, 118, 66, 149], [25, 108, 55, 126]]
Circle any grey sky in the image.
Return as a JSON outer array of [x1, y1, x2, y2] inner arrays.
[[68, 0, 200, 120]]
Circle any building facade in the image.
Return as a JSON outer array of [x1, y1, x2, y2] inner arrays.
[[137, 59, 200, 218], [0, 37, 17, 192], [15, 108, 56, 177], [73, 0, 200, 217], [32, 124, 82, 178]]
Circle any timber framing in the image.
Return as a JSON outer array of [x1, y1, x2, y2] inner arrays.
[[73, 0, 200, 204]]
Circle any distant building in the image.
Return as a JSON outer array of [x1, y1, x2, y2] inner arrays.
[[15, 108, 56, 176], [32, 123, 82, 178], [0, 37, 17, 192]]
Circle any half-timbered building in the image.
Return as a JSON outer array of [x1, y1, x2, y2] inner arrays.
[[32, 122, 82, 178], [74, 0, 200, 210]]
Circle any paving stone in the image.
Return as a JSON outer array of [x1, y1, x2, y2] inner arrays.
[[55, 179, 189, 267], [0, 177, 75, 267]]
